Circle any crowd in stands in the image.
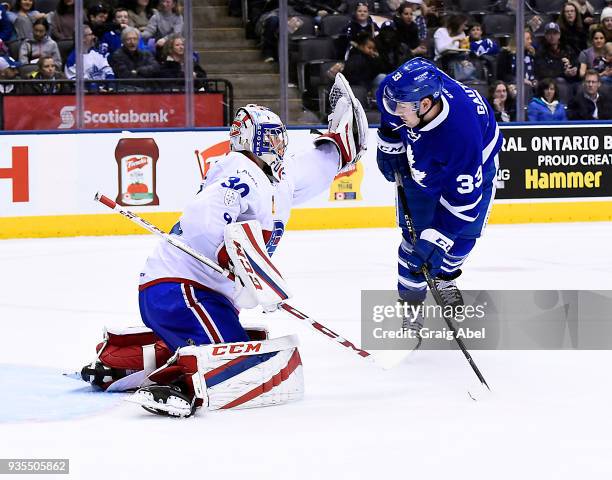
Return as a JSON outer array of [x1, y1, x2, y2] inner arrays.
[[0, 0, 206, 94], [243, 0, 612, 121]]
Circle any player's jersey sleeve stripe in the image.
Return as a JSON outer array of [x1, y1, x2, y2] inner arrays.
[[482, 123, 500, 165]]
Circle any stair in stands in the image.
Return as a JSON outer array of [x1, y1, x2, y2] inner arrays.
[[193, 8, 318, 124]]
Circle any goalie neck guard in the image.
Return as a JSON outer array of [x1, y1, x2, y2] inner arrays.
[[229, 104, 288, 183]]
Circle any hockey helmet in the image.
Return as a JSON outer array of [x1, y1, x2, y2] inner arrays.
[[229, 104, 288, 182], [382, 57, 443, 116]]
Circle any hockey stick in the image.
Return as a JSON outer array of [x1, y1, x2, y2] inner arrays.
[[393, 175, 491, 391], [93, 193, 386, 368]]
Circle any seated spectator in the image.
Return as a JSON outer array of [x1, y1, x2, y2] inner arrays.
[[595, 7, 612, 42], [11, 0, 46, 41], [527, 78, 568, 121], [87, 3, 115, 54], [342, 2, 378, 57], [19, 18, 62, 69], [126, 0, 155, 34], [48, 0, 75, 42], [342, 31, 382, 104], [570, 0, 595, 28], [579, 28, 607, 78], [595, 41, 612, 86], [433, 13, 469, 62], [559, 1, 587, 55], [393, 1, 427, 60], [0, 55, 22, 93], [109, 26, 159, 90], [26, 54, 70, 94], [65, 25, 115, 90], [407, 0, 428, 43], [0, 3, 15, 42], [99, 7, 147, 57], [375, 20, 403, 73], [534, 22, 579, 104], [498, 30, 537, 96], [488, 80, 516, 122], [567, 69, 612, 118], [468, 23, 498, 58], [142, 0, 183, 50], [159, 34, 207, 90]]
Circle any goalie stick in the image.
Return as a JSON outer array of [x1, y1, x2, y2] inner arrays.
[[394, 174, 491, 392], [93, 193, 397, 369]]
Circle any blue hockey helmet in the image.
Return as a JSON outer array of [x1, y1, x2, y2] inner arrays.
[[382, 58, 443, 116]]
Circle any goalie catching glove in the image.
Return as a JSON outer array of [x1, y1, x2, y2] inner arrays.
[[314, 72, 369, 171], [224, 220, 292, 310]]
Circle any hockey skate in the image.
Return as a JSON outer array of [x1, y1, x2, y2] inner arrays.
[[434, 272, 464, 309], [400, 301, 425, 351], [128, 385, 197, 418]]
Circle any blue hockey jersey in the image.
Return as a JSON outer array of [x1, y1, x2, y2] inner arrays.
[[377, 71, 503, 238]]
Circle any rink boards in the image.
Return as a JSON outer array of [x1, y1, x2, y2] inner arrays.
[[1, 123, 611, 239]]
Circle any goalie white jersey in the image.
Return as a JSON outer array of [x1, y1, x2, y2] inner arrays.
[[139, 145, 340, 305]]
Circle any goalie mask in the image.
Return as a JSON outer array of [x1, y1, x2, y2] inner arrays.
[[229, 105, 288, 182]]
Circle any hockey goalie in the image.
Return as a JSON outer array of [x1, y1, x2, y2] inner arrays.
[[81, 74, 369, 417]]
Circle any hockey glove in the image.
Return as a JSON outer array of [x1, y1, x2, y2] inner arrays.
[[377, 127, 409, 182], [403, 229, 455, 277]]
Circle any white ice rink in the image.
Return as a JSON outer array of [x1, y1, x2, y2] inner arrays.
[[1, 222, 612, 479]]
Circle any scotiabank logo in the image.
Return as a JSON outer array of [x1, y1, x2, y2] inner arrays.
[[0, 146, 29, 202], [58, 105, 170, 129]]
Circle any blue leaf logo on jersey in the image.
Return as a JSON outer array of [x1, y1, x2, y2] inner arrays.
[[266, 221, 285, 256]]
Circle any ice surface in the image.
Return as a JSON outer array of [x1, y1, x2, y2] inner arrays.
[[1, 223, 611, 479]]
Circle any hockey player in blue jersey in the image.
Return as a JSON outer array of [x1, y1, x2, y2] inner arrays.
[[376, 57, 502, 325]]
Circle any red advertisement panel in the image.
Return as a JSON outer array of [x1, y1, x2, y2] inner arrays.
[[3, 93, 225, 130]]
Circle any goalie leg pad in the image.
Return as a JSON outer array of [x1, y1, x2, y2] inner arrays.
[[135, 335, 304, 415], [81, 326, 173, 391]]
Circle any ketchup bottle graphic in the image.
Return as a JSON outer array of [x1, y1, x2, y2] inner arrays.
[[116, 138, 160, 206]]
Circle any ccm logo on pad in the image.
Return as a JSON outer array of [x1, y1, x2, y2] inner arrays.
[[212, 343, 262, 356]]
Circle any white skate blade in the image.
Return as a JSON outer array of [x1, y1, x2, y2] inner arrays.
[[126, 390, 194, 418]]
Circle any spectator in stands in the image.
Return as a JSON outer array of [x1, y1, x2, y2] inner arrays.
[[527, 78, 567, 121], [559, 2, 587, 55], [142, 0, 183, 50], [19, 18, 61, 68], [110, 26, 159, 90], [0, 3, 15, 42], [570, 0, 595, 27], [26, 54, 70, 94], [65, 25, 115, 90], [0, 55, 22, 93], [578, 28, 607, 78], [159, 34, 207, 90], [488, 80, 515, 122], [596, 41, 612, 86], [393, 2, 428, 60], [498, 30, 537, 95], [48, 0, 75, 42], [596, 7, 612, 42], [375, 20, 403, 72], [534, 22, 579, 104], [126, 0, 155, 34], [468, 23, 498, 58], [87, 3, 115, 53], [342, 31, 382, 104], [567, 69, 612, 118], [11, 0, 46, 41], [99, 7, 147, 56], [433, 13, 469, 62], [342, 2, 378, 55]]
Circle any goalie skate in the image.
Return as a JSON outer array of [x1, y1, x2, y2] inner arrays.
[[128, 385, 197, 418]]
